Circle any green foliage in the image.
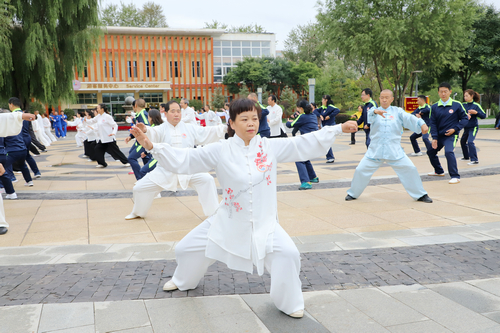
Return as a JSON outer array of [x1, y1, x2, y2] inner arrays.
[[228, 24, 266, 33], [283, 22, 326, 67], [2, 0, 101, 109], [279, 86, 297, 116], [100, 1, 168, 28], [290, 61, 322, 95], [64, 108, 75, 119], [318, 0, 476, 106], [189, 99, 203, 111], [28, 101, 45, 114], [238, 85, 250, 99], [211, 86, 226, 110], [0, 1, 13, 91], [203, 20, 228, 30]]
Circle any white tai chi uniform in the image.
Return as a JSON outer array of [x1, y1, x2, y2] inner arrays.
[[0, 113, 25, 228], [197, 111, 222, 126], [181, 106, 198, 126], [43, 117, 57, 142], [129, 121, 226, 218], [347, 106, 428, 200], [34, 115, 51, 146], [149, 124, 344, 315], [268, 104, 285, 137]]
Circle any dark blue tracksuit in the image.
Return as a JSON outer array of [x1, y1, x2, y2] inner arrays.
[[286, 113, 318, 184], [52, 114, 63, 138], [410, 104, 432, 153], [128, 109, 150, 180], [258, 103, 271, 138], [318, 104, 340, 160], [4, 112, 32, 183], [61, 114, 68, 137], [0, 138, 15, 194], [357, 98, 378, 148], [19, 116, 40, 177], [427, 99, 469, 179], [461, 101, 486, 162]]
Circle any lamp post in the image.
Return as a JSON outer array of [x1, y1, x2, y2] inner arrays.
[[308, 78, 316, 103], [412, 70, 423, 96], [257, 87, 262, 104]]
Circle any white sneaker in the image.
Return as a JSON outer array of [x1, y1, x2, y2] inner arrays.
[[11, 179, 18, 183], [82, 155, 88, 158], [410, 152, 423, 156], [326, 159, 335, 163], [125, 213, 140, 220], [96, 165, 105, 168], [24, 181, 34, 187], [123, 163, 131, 167], [449, 178, 460, 184], [289, 310, 304, 318], [14, 171, 21, 174], [467, 161, 479, 165], [427, 172, 445, 177], [87, 159, 93, 162], [34, 174, 41, 179], [154, 193, 161, 199], [5, 193, 17, 200], [163, 280, 178, 291]]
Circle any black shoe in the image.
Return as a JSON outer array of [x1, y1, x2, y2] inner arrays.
[[417, 194, 433, 203], [0, 227, 8, 235], [349, 142, 355, 145], [345, 194, 356, 201]]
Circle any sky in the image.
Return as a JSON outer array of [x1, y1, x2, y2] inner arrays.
[[104, 0, 500, 50]]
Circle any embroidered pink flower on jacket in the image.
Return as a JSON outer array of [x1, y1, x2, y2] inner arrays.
[[233, 202, 242, 212], [266, 175, 271, 185]]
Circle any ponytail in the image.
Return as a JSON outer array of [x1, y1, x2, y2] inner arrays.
[[296, 99, 312, 114], [464, 89, 480, 103]]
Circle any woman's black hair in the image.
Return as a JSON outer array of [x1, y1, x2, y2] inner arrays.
[[227, 98, 261, 138], [85, 109, 95, 118], [311, 102, 317, 108], [296, 99, 312, 114], [98, 103, 109, 113], [322, 95, 334, 106], [148, 109, 163, 126]]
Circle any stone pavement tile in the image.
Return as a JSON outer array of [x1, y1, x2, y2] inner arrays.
[[56, 251, 134, 264], [336, 238, 408, 250], [337, 288, 427, 327], [90, 232, 157, 245], [450, 215, 500, 224], [0, 245, 47, 256], [95, 300, 150, 333], [154, 230, 192, 242], [44, 244, 111, 255], [412, 225, 475, 236], [241, 294, 328, 333], [106, 243, 174, 253], [295, 242, 341, 253], [38, 302, 94, 332], [345, 223, 408, 233], [390, 288, 500, 333], [89, 221, 152, 238], [129, 251, 175, 261], [357, 229, 420, 240], [469, 222, 500, 232], [107, 327, 153, 333], [297, 233, 361, 244], [145, 218, 201, 233], [0, 304, 42, 333], [398, 219, 461, 229], [21, 227, 89, 246], [427, 282, 500, 313], [466, 278, 500, 297], [398, 234, 472, 246], [484, 311, 500, 324], [146, 296, 269, 333], [378, 284, 427, 294], [0, 254, 53, 266], [386, 320, 453, 333], [278, 205, 344, 236], [29, 218, 88, 233], [43, 325, 95, 333], [303, 291, 389, 333], [48, 180, 87, 191], [370, 209, 442, 223]]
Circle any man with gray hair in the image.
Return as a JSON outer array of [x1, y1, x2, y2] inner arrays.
[[346, 89, 432, 203], [179, 98, 197, 126]]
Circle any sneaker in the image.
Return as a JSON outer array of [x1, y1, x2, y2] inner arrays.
[[154, 193, 161, 199], [33, 154, 40, 157], [163, 280, 178, 291], [82, 155, 88, 158], [11, 179, 18, 183], [125, 213, 140, 220], [96, 165, 105, 168], [24, 181, 34, 187], [14, 171, 21, 174], [460, 157, 469, 161], [0, 188, 5, 194], [41, 150, 48, 152], [87, 159, 93, 162], [326, 159, 335, 163], [417, 194, 433, 203], [427, 172, 445, 177], [298, 182, 312, 190], [345, 194, 356, 201], [34, 174, 41, 179], [349, 142, 355, 145], [5, 193, 17, 200], [410, 152, 423, 156], [128, 171, 134, 175], [310, 177, 319, 183], [123, 163, 131, 167], [449, 178, 460, 184], [289, 310, 304, 318], [467, 161, 479, 165]]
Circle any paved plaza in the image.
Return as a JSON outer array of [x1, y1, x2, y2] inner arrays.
[[1, 125, 500, 332]]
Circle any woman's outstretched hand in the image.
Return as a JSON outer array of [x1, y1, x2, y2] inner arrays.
[[130, 126, 153, 150], [341, 121, 358, 133]]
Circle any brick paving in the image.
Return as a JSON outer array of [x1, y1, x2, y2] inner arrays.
[[1, 240, 500, 306]]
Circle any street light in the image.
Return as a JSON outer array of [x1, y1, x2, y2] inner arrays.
[[308, 78, 316, 104], [412, 70, 423, 96], [257, 87, 262, 104]]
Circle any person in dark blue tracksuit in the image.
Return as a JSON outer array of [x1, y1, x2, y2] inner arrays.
[[136, 109, 163, 180], [125, 99, 150, 180], [358, 88, 378, 148], [286, 100, 320, 190], [60, 111, 68, 137], [460, 89, 486, 165], [248, 93, 270, 138], [427, 82, 469, 184], [19, 110, 41, 179], [0, 137, 16, 198], [316, 95, 340, 163], [409, 95, 432, 155]]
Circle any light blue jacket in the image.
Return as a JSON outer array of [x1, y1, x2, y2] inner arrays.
[[366, 106, 425, 160]]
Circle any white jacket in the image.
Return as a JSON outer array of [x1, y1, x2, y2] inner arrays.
[[86, 113, 118, 143], [267, 104, 284, 136], [0, 112, 23, 136], [181, 107, 198, 126]]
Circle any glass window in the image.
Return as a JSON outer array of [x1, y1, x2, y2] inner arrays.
[[214, 76, 222, 83], [214, 57, 221, 66], [77, 93, 97, 104], [232, 41, 241, 47], [252, 48, 261, 56], [222, 41, 231, 46], [242, 48, 251, 56], [232, 57, 242, 65], [214, 47, 221, 56], [139, 93, 163, 103], [223, 67, 232, 75], [232, 48, 241, 56], [222, 48, 231, 56], [223, 57, 231, 66], [262, 41, 271, 48], [214, 67, 222, 75], [102, 94, 110, 103], [242, 41, 251, 47], [213, 41, 221, 46], [252, 41, 260, 47], [262, 48, 271, 56]]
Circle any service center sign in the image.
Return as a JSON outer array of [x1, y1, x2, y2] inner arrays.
[[404, 96, 430, 113]]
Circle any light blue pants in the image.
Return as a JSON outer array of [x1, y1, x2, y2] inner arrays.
[[347, 155, 427, 200]]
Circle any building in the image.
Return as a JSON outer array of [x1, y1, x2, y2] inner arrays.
[[69, 27, 276, 116]]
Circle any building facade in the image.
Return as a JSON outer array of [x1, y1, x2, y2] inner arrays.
[[68, 27, 276, 115]]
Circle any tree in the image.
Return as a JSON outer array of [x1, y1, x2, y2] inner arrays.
[[289, 61, 322, 97], [223, 57, 272, 93], [1, 0, 101, 107], [100, 2, 168, 28], [279, 86, 297, 116], [283, 22, 326, 67], [318, 0, 476, 106], [0, 0, 14, 88], [211, 86, 226, 110], [203, 20, 228, 30], [228, 24, 266, 33], [238, 85, 250, 99]]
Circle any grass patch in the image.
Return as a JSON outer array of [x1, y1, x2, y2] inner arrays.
[[479, 124, 495, 128]]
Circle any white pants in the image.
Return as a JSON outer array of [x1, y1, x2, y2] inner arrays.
[[75, 132, 85, 147], [347, 155, 427, 200], [171, 220, 304, 315], [0, 195, 8, 228], [131, 172, 219, 218], [36, 130, 51, 147], [44, 128, 57, 142]]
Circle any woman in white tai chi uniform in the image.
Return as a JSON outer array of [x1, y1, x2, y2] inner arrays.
[[42, 113, 57, 142], [131, 98, 357, 318]]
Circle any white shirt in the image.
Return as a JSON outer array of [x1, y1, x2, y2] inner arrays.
[[86, 113, 118, 143], [36, 115, 45, 132], [82, 118, 98, 142], [216, 111, 229, 122], [267, 104, 284, 136], [144, 121, 226, 192], [0, 112, 24, 136], [181, 107, 198, 126], [197, 110, 222, 126], [149, 124, 343, 275], [42, 117, 51, 128]]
